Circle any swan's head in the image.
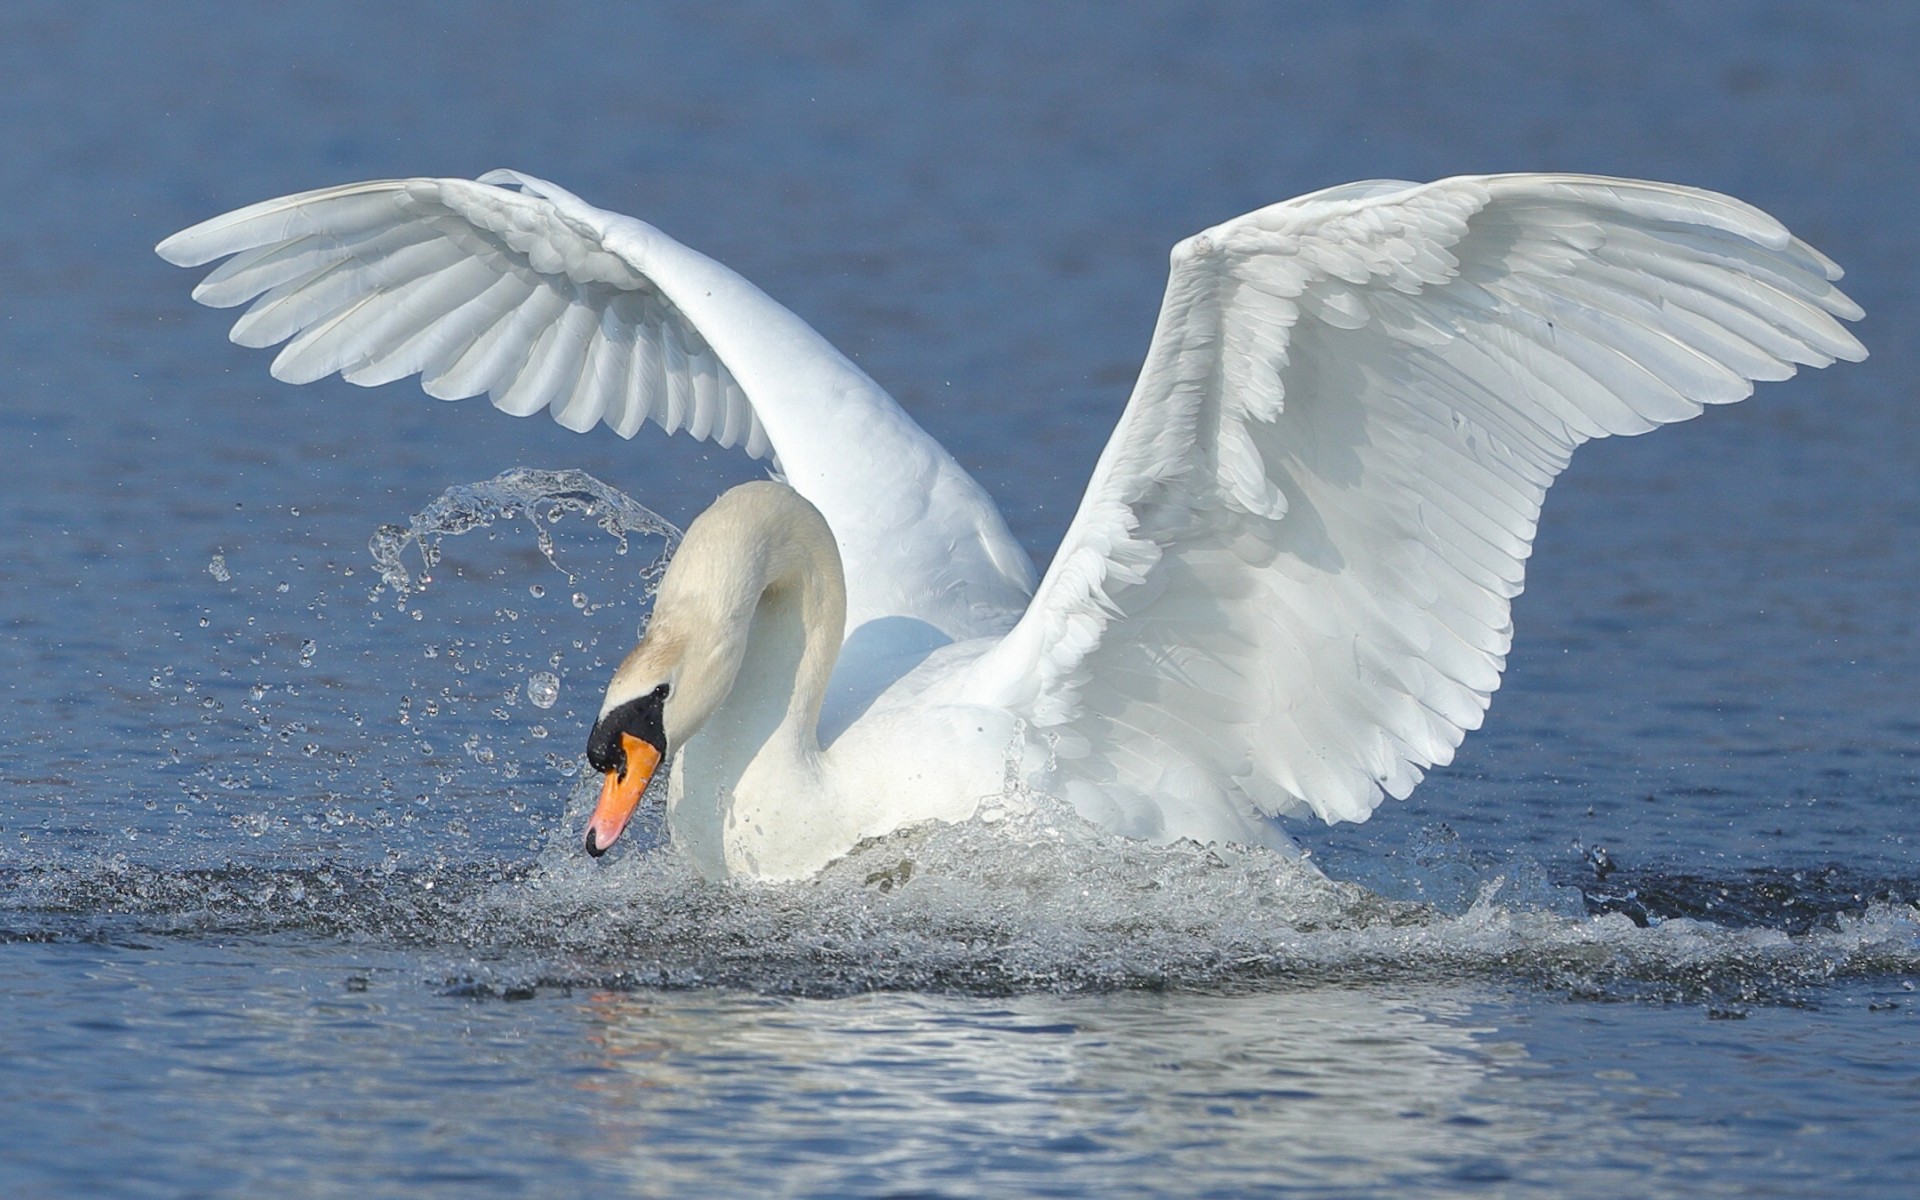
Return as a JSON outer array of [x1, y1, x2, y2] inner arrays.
[[578, 481, 843, 856], [577, 537, 753, 856], [581, 617, 730, 856], [583, 676, 668, 857]]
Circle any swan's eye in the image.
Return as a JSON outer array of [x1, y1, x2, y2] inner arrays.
[[586, 683, 671, 776]]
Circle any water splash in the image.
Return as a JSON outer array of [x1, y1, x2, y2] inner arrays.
[[368, 466, 678, 600], [526, 671, 561, 710], [8, 781, 1915, 1005], [96, 469, 681, 869]]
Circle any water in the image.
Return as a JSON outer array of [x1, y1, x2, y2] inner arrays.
[[4, 3, 1919, 1195]]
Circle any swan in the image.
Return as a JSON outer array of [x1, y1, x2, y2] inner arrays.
[[156, 171, 1865, 880]]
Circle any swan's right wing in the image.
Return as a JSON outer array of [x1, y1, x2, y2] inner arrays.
[[158, 171, 1035, 638], [969, 174, 1864, 849]]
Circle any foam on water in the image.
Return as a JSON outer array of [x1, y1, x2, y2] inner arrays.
[[6, 797, 1917, 1006], [17, 470, 1914, 1008]]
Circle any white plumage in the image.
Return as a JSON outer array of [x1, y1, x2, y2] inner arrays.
[[159, 171, 1865, 877]]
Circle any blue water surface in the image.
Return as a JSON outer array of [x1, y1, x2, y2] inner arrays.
[[2, 3, 1917, 1197]]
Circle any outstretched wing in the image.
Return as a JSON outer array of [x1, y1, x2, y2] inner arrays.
[[157, 170, 1035, 638], [970, 174, 1865, 848]]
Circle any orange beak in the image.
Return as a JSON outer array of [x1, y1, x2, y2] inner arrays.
[[584, 732, 662, 856]]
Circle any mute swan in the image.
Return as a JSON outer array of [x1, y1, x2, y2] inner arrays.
[[157, 171, 1865, 880]]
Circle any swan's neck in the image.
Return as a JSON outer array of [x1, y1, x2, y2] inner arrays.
[[659, 484, 847, 876]]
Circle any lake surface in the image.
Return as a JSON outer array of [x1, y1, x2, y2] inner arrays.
[[3, 3, 1917, 1196]]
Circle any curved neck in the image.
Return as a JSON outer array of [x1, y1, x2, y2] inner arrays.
[[740, 490, 845, 747], [726, 514, 846, 757], [656, 480, 846, 767], [652, 484, 846, 878]]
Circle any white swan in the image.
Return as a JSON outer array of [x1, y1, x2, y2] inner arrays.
[[157, 171, 1865, 880]]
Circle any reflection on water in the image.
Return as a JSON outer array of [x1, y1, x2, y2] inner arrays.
[[571, 985, 1723, 1196], [4, 929, 1909, 1198]]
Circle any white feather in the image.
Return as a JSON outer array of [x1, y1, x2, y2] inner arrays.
[[965, 173, 1864, 842], [159, 172, 1039, 640]]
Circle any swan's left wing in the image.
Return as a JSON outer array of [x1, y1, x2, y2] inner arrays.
[[969, 174, 1864, 848], [156, 171, 1035, 639]]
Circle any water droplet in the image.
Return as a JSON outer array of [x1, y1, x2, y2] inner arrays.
[[529, 583, 546, 598], [276, 581, 290, 594], [571, 592, 589, 610], [207, 554, 232, 583], [527, 671, 560, 709]]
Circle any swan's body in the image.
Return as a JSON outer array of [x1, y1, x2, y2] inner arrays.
[[158, 171, 1865, 880]]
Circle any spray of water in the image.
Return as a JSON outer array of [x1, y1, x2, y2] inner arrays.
[[366, 466, 678, 602]]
